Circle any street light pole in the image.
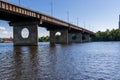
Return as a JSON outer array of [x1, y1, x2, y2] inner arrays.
[[19, 0, 20, 5], [83, 21, 86, 28], [118, 15, 120, 29], [77, 17, 79, 26], [50, 1, 53, 16], [67, 11, 69, 23]]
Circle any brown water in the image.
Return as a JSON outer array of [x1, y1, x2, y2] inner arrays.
[[0, 42, 120, 80]]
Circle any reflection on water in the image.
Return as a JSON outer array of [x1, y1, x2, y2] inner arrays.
[[1, 42, 120, 80], [13, 46, 39, 80]]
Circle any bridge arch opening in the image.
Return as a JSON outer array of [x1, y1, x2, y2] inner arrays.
[[55, 32, 61, 40], [72, 34, 77, 40], [38, 27, 49, 42], [21, 28, 29, 39], [0, 20, 13, 40]]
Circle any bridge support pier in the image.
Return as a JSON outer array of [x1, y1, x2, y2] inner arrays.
[[68, 33, 82, 43], [10, 22, 38, 46], [50, 29, 68, 45], [82, 34, 90, 42]]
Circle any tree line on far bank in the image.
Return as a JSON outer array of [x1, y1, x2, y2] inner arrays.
[[39, 36, 50, 42], [92, 29, 120, 41]]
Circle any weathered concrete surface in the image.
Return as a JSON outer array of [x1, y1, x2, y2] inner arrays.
[[12, 24, 38, 46], [82, 34, 90, 42], [50, 29, 68, 44], [68, 33, 82, 43]]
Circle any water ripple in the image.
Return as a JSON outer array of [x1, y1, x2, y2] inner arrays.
[[0, 42, 120, 80]]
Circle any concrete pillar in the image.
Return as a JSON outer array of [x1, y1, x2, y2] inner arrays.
[[50, 30, 56, 45], [68, 33, 82, 43], [82, 34, 90, 42], [50, 29, 68, 44], [10, 22, 38, 46]]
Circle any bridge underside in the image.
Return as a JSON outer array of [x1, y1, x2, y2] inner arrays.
[[9, 21, 91, 46]]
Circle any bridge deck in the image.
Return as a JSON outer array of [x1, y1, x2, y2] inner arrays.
[[0, 0, 94, 35]]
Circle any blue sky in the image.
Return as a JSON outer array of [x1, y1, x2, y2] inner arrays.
[[0, 0, 120, 38]]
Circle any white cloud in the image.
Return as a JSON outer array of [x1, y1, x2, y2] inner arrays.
[[0, 26, 8, 37], [0, 26, 6, 30], [0, 26, 13, 38], [0, 30, 13, 38], [38, 28, 49, 37], [2, 31, 8, 35]]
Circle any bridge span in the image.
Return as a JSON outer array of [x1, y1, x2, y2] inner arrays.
[[0, 0, 94, 46]]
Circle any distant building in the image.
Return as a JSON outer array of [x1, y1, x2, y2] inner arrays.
[[4, 37, 13, 43]]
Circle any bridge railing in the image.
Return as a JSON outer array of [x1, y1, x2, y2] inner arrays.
[[0, 0, 41, 18]]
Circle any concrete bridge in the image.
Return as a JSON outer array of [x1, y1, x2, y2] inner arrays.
[[0, 0, 94, 46]]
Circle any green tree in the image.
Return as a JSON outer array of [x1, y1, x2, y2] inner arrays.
[[93, 29, 120, 41], [39, 36, 50, 42]]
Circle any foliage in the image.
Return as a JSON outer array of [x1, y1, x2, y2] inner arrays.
[[93, 29, 120, 41], [55, 35, 60, 40], [39, 36, 50, 42]]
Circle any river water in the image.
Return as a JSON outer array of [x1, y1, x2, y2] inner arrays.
[[0, 42, 120, 80]]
